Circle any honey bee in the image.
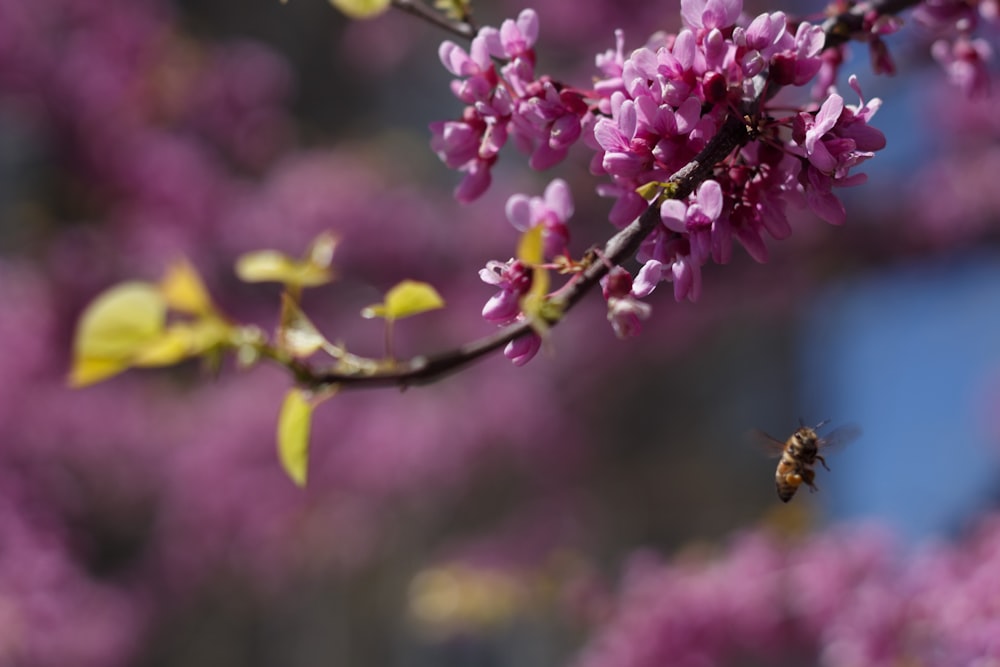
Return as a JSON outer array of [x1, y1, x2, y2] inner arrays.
[[757, 420, 861, 502]]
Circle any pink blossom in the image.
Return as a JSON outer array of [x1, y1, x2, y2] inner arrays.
[[505, 179, 574, 259], [607, 296, 652, 338], [480, 259, 532, 324], [680, 0, 743, 31], [932, 35, 993, 98], [505, 332, 542, 366]]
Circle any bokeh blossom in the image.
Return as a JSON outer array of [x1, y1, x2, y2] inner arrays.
[[505, 178, 574, 260], [576, 520, 1000, 667]]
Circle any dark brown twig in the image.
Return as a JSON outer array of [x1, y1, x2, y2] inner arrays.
[[390, 0, 475, 40], [821, 0, 923, 49]]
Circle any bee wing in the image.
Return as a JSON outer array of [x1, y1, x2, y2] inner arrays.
[[749, 428, 788, 458], [818, 424, 862, 450]]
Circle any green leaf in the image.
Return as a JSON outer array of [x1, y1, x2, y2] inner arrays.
[[433, 0, 471, 20], [277, 388, 315, 487], [362, 280, 445, 321], [328, 0, 391, 19], [160, 258, 215, 316], [278, 294, 330, 358], [235, 232, 338, 289], [306, 231, 339, 269], [132, 319, 233, 367], [515, 227, 550, 323], [69, 282, 167, 386], [516, 225, 544, 265], [636, 180, 666, 202], [235, 251, 333, 288]]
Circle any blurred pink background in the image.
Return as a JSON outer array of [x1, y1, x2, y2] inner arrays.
[[1, 0, 999, 665]]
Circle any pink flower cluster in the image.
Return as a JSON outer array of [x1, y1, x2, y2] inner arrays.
[[431, 9, 591, 202], [575, 519, 1000, 667], [589, 0, 885, 303], [915, 0, 998, 97], [479, 179, 574, 364], [449, 0, 888, 348]]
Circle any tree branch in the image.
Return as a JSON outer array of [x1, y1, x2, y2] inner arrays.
[[391, 0, 475, 41], [821, 0, 924, 49], [292, 0, 926, 391], [303, 114, 753, 390]]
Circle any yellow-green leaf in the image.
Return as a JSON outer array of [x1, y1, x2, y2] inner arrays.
[[636, 180, 666, 202], [132, 328, 193, 367], [160, 258, 214, 316], [68, 357, 133, 388], [69, 282, 167, 387], [278, 294, 330, 358], [132, 319, 233, 367], [328, 0, 391, 19], [235, 251, 332, 288], [306, 231, 339, 269], [516, 225, 544, 265], [277, 388, 314, 487], [516, 226, 550, 322], [363, 280, 445, 320], [433, 0, 471, 20]]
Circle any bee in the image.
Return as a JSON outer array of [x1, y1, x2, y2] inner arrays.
[[757, 420, 861, 502]]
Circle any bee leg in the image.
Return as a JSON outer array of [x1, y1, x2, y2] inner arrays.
[[816, 454, 830, 471], [802, 469, 819, 493]]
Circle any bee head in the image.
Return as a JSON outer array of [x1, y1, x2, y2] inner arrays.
[[793, 427, 820, 452]]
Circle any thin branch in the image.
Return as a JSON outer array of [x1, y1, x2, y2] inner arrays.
[[822, 0, 924, 49], [305, 114, 753, 390], [391, 0, 474, 41]]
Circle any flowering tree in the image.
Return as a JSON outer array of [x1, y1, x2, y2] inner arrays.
[[1, 0, 999, 664], [67, 0, 908, 478]]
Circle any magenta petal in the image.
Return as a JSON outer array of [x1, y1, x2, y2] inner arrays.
[[660, 200, 689, 232], [455, 162, 491, 203], [505, 334, 541, 366], [736, 226, 769, 262], [476, 27, 503, 59], [516, 9, 539, 47], [712, 216, 733, 264], [618, 100, 638, 139], [696, 180, 723, 220], [549, 114, 581, 149], [808, 189, 846, 225], [594, 119, 628, 152], [544, 179, 574, 220], [674, 97, 702, 134], [506, 194, 532, 230], [703, 0, 741, 29], [439, 41, 471, 76], [629, 48, 659, 79], [808, 141, 837, 172], [529, 144, 567, 170], [672, 29, 697, 69], [811, 95, 844, 143], [671, 258, 693, 301], [483, 290, 520, 322], [680, 0, 708, 28], [633, 260, 664, 297], [745, 12, 775, 49], [609, 192, 648, 227]]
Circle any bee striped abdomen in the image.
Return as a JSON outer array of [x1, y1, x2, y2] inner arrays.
[[775, 452, 804, 502]]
